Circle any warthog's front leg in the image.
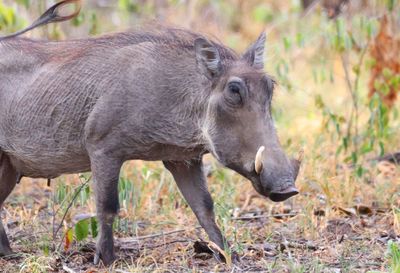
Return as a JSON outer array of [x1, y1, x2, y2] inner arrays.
[[90, 154, 122, 266], [0, 152, 17, 257], [163, 159, 226, 251]]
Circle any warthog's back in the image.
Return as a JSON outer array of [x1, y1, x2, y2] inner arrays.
[[0, 29, 236, 178]]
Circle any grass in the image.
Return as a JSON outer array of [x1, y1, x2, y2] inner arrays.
[[387, 241, 400, 273], [2, 153, 397, 272]]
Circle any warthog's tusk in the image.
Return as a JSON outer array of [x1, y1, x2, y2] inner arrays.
[[255, 146, 265, 174]]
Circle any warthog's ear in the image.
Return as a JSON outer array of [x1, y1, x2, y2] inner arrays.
[[242, 31, 266, 70], [194, 38, 222, 79]]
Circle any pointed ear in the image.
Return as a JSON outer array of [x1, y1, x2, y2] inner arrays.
[[194, 38, 222, 79], [242, 32, 266, 70]]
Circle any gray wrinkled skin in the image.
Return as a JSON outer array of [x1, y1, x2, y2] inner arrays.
[[0, 27, 299, 265]]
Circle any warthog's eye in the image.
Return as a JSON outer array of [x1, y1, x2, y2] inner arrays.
[[226, 81, 245, 105], [228, 82, 241, 95]]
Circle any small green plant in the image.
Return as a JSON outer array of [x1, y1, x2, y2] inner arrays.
[[313, 12, 396, 182], [74, 216, 98, 241], [387, 240, 400, 273]]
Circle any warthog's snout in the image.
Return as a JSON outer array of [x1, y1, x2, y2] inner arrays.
[[269, 184, 299, 202], [259, 174, 299, 202], [253, 146, 302, 202]]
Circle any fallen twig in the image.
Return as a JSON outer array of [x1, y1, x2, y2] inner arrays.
[[327, 261, 382, 269], [286, 241, 319, 251], [62, 264, 77, 273], [137, 226, 202, 240], [232, 212, 298, 221], [115, 270, 131, 273], [118, 226, 203, 247], [138, 239, 191, 250]]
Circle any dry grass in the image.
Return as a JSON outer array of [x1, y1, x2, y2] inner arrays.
[[0, 157, 398, 272]]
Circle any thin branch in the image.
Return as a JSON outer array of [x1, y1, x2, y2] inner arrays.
[[53, 176, 91, 243], [120, 226, 202, 244], [354, 39, 371, 96], [340, 53, 357, 142], [337, 20, 372, 162]]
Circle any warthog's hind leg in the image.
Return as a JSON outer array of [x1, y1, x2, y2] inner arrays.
[[0, 151, 17, 256]]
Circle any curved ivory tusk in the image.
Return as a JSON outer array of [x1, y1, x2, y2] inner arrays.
[[255, 146, 265, 174]]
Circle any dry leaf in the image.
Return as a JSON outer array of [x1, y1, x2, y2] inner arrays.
[[64, 228, 73, 252], [314, 208, 326, 216], [354, 204, 373, 215], [335, 206, 357, 217], [208, 241, 232, 267], [193, 240, 232, 267]]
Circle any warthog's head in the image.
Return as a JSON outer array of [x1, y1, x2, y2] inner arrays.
[[195, 32, 301, 202]]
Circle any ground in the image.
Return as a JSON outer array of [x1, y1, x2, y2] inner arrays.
[[0, 158, 398, 272]]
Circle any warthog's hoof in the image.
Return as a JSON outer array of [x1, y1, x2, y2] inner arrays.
[[93, 249, 116, 266], [0, 245, 13, 257]]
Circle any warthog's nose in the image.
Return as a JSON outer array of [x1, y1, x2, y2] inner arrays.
[[269, 185, 299, 202]]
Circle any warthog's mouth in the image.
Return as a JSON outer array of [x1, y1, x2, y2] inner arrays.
[[251, 179, 299, 202], [268, 185, 299, 202], [224, 154, 301, 202]]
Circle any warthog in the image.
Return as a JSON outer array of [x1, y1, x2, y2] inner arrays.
[[0, 0, 301, 265]]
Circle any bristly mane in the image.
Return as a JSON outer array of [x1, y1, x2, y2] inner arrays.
[[99, 26, 238, 59], [1, 25, 239, 63]]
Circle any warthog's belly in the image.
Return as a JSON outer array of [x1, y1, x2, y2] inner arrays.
[[7, 152, 91, 179]]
